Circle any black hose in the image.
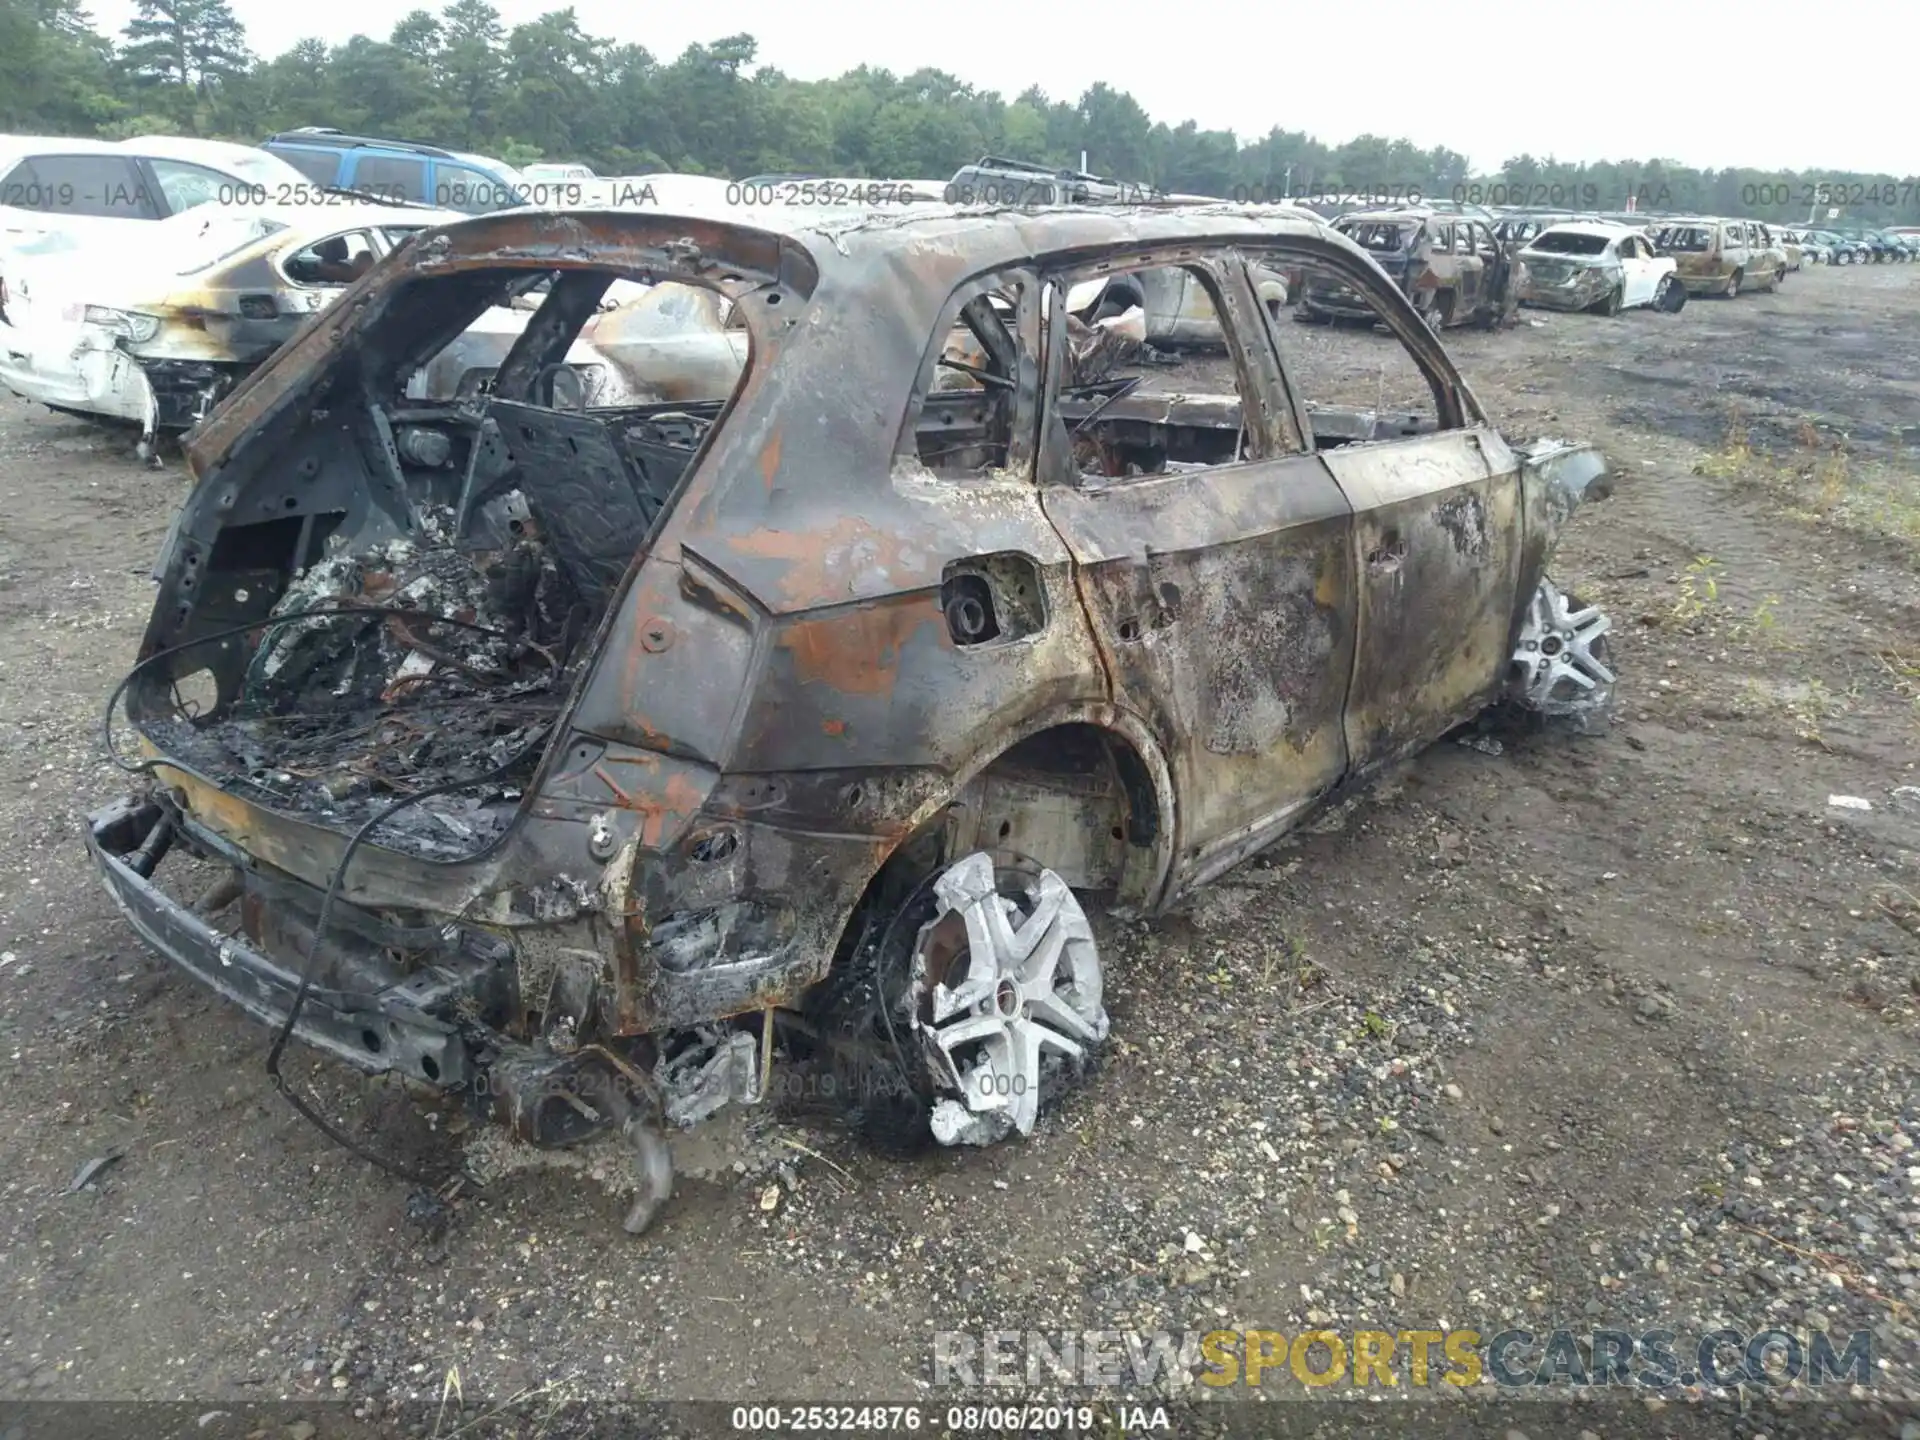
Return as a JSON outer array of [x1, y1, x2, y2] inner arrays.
[[264, 738, 543, 1189], [99, 599, 558, 1187]]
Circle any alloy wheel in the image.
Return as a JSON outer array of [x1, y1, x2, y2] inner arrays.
[[909, 853, 1108, 1147], [1510, 577, 1615, 717]]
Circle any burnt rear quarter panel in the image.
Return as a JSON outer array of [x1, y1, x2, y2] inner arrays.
[[568, 236, 1111, 827]]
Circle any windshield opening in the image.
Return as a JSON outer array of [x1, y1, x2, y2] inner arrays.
[[1528, 231, 1610, 257], [1338, 220, 1416, 253], [1655, 226, 1711, 252]]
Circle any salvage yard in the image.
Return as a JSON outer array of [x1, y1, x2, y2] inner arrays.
[[2, 258, 1918, 1417]]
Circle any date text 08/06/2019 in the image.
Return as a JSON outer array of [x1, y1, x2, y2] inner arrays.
[[727, 1404, 1141, 1432]]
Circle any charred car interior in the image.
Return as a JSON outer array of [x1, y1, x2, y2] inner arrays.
[[90, 206, 1616, 1233], [128, 267, 737, 862]]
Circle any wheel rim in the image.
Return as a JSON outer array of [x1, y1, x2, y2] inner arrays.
[[1511, 578, 1615, 715], [910, 853, 1108, 1146]]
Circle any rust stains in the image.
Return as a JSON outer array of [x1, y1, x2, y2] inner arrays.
[[631, 771, 706, 850], [779, 601, 940, 696], [723, 515, 939, 609]]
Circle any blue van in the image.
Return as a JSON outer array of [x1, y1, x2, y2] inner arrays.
[[260, 129, 530, 213]]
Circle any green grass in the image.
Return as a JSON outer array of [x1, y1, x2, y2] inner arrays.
[[1693, 410, 1920, 552]]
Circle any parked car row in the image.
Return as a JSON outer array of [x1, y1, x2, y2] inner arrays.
[[1488, 206, 1920, 272], [6, 130, 1913, 455], [0, 130, 793, 448]]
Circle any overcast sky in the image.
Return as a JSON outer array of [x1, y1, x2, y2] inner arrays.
[[90, 0, 1912, 177]]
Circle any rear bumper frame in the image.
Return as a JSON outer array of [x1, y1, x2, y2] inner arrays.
[[85, 796, 474, 1086]]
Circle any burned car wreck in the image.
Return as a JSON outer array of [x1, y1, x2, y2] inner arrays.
[[89, 204, 1616, 1233], [0, 204, 755, 455], [1300, 208, 1522, 330], [0, 206, 455, 449]]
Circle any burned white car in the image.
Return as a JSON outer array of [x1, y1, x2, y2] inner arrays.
[[1066, 261, 1292, 347], [1517, 222, 1688, 315], [0, 203, 458, 446], [89, 206, 1618, 1234], [0, 203, 757, 447]]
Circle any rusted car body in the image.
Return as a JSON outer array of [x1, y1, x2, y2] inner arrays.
[[1300, 208, 1520, 329], [88, 205, 1615, 1227], [1653, 217, 1786, 297]]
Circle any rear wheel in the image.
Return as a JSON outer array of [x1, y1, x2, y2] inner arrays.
[[1591, 283, 1624, 317], [1721, 269, 1742, 298], [808, 851, 1110, 1152], [910, 854, 1108, 1147]]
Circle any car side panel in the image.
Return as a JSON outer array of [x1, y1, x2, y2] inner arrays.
[[1040, 457, 1357, 888], [1328, 428, 1521, 771], [1621, 250, 1657, 307]]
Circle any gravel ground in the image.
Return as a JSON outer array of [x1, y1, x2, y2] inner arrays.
[[0, 261, 1917, 1436]]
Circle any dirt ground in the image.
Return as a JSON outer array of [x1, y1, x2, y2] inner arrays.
[[2, 261, 1918, 1426]]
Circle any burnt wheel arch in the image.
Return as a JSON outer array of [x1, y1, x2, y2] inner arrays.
[[824, 718, 1175, 982]]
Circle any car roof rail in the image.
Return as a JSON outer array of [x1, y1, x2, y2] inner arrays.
[[263, 130, 456, 160]]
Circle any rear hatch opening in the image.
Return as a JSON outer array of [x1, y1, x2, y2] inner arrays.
[[125, 262, 757, 863]]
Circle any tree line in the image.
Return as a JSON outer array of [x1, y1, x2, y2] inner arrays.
[[5, 0, 1918, 226]]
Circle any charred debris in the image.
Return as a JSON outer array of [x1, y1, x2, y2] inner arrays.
[[134, 272, 728, 861]]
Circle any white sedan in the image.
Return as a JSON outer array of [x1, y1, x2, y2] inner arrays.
[[0, 202, 459, 446], [1517, 221, 1687, 315], [0, 135, 317, 255]]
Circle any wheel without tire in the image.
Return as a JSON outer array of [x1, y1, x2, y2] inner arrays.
[[1509, 577, 1615, 719], [908, 853, 1108, 1147], [1721, 270, 1741, 298]]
